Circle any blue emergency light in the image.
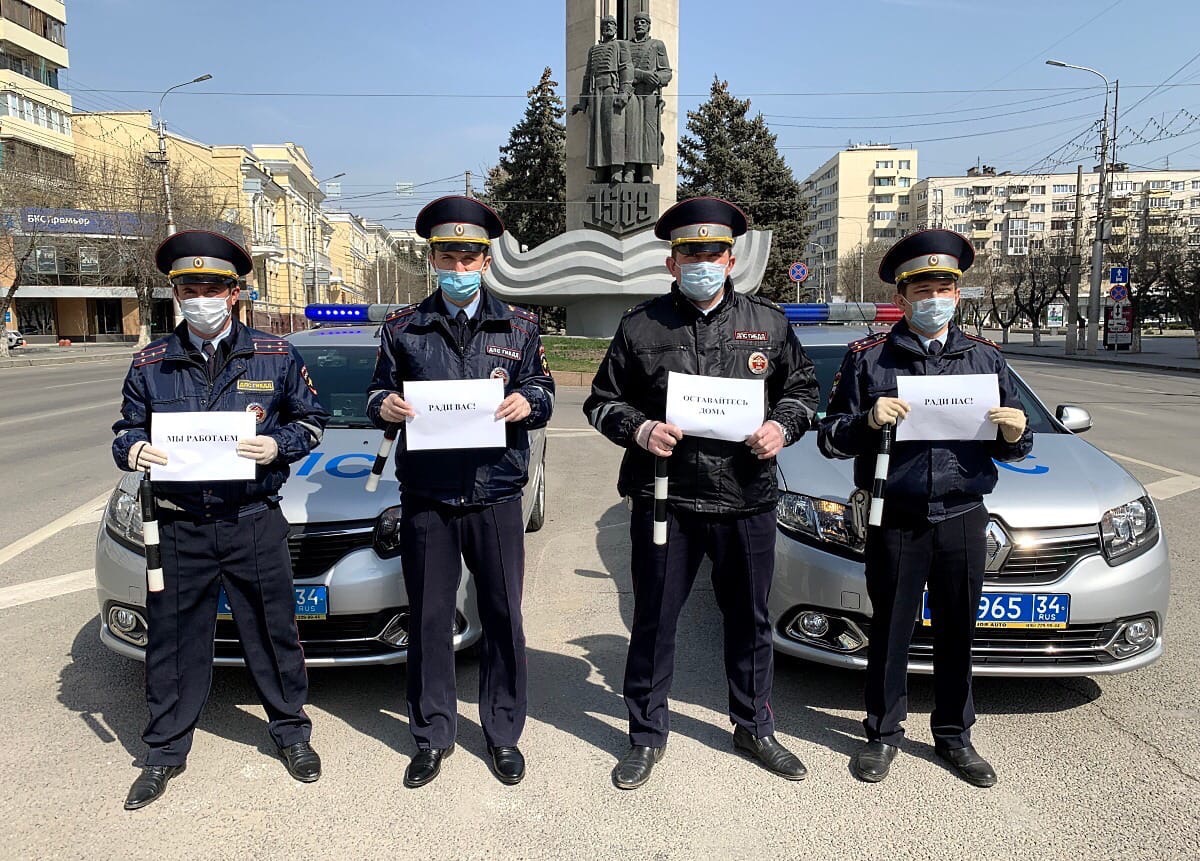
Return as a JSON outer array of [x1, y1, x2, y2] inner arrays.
[[304, 304, 410, 323], [780, 303, 903, 325]]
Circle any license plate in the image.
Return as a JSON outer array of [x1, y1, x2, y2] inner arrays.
[[217, 585, 328, 620], [921, 591, 1070, 629]]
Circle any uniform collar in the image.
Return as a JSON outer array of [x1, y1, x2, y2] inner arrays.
[[889, 318, 975, 356], [164, 319, 254, 362], [671, 279, 737, 319], [441, 291, 481, 320]]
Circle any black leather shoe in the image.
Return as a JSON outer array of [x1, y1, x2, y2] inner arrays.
[[851, 741, 899, 783], [279, 741, 322, 783], [488, 745, 525, 785], [732, 725, 807, 780], [612, 744, 666, 790], [404, 745, 454, 788], [123, 764, 185, 810], [936, 744, 997, 788]]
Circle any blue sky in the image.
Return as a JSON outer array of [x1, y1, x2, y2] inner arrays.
[[68, 0, 1200, 227]]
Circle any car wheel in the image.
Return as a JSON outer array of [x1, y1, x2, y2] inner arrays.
[[525, 454, 546, 533]]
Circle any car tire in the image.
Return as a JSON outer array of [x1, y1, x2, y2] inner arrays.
[[525, 454, 546, 533]]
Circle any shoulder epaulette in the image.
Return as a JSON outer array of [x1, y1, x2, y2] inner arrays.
[[746, 293, 785, 315], [132, 342, 169, 368], [507, 304, 539, 324], [384, 306, 416, 323], [963, 332, 1000, 349], [848, 332, 888, 353], [621, 296, 659, 319], [252, 337, 290, 355]]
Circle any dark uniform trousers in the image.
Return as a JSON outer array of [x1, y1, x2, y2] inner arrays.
[[399, 495, 527, 750], [625, 499, 777, 748], [143, 505, 311, 766], [863, 504, 988, 750]]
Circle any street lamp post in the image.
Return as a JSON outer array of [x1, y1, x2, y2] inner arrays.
[[307, 172, 345, 306], [1047, 59, 1111, 355], [807, 240, 827, 303]]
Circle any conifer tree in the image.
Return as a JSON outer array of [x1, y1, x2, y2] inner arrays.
[[679, 77, 808, 302]]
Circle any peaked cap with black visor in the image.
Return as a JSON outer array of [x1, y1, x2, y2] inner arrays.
[[155, 229, 253, 286], [878, 228, 975, 287], [416, 195, 505, 252], [655, 196, 748, 255]]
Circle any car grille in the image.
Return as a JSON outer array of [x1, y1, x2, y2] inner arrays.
[[986, 523, 1102, 586], [908, 621, 1120, 666], [287, 523, 375, 580], [215, 609, 403, 659]]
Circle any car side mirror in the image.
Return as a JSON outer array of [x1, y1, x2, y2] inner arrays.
[[1056, 404, 1092, 433]]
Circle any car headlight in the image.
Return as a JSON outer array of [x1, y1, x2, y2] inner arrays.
[[1100, 496, 1158, 562], [777, 492, 864, 554], [103, 485, 144, 552], [373, 504, 403, 559]]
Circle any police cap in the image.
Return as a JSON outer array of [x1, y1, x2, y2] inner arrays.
[[416, 196, 505, 253], [155, 229, 253, 283], [655, 196, 749, 255], [878, 228, 975, 286]]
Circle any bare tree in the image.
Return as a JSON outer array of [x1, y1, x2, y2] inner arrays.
[[1163, 246, 1200, 358], [837, 240, 893, 303]]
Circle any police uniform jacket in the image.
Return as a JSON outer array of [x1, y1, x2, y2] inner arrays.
[[818, 319, 1034, 522], [367, 290, 555, 506], [112, 321, 330, 517], [584, 283, 819, 515]]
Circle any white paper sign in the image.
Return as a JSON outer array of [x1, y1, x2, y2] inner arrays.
[[151, 411, 257, 482], [665, 371, 766, 442], [895, 374, 1000, 442], [404, 378, 506, 451]]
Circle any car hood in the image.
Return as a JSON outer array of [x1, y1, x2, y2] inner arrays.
[[279, 427, 397, 526], [777, 432, 1148, 529]]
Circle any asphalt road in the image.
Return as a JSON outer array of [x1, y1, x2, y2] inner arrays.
[[0, 356, 1197, 859]]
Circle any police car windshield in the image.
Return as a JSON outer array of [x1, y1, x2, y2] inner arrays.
[[804, 344, 1057, 432], [293, 345, 377, 428]]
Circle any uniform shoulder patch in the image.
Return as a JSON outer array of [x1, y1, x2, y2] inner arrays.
[[508, 304, 539, 324], [963, 332, 1000, 349], [746, 293, 785, 315], [132, 341, 169, 368], [252, 337, 290, 355], [848, 332, 888, 353], [385, 306, 416, 323]]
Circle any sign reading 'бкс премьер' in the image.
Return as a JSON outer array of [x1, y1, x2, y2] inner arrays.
[[19, 207, 143, 235]]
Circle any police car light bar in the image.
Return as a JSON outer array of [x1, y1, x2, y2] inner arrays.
[[304, 303, 410, 323], [781, 303, 904, 325]]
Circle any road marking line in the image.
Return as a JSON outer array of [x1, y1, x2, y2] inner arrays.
[[42, 376, 125, 390], [0, 400, 117, 430], [1104, 451, 1200, 501], [0, 490, 112, 568], [1021, 370, 1179, 396], [1104, 451, 1187, 477], [0, 569, 93, 610], [1100, 405, 1152, 418]]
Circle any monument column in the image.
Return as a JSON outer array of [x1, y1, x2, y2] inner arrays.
[[566, 0, 678, 230]]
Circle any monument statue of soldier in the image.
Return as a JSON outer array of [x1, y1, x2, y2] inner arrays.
[[571, 15, 632, 184], [625, 11, 673, 184]]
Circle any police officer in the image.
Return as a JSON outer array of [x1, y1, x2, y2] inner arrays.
[[366, 196, 554, 788], [584, 197, 820, 790], [112, 230, 330, 810], [818, 229, 1032, 788]]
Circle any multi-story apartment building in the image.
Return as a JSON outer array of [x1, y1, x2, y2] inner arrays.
[[800, 144, 918, 298], [0, 0, 71, 173]]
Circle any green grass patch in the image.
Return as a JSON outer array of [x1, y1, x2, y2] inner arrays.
[[542, 336, 610, 373]]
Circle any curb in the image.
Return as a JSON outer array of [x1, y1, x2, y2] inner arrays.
[[550, 370, 591, 388], [0, 351, 134, 370], [1000, 346, 1200, 375]]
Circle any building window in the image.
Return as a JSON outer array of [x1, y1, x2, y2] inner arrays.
[[1052, 184, 1076, 194], [993, 223, 1003, 233], [1052, 200, 1075, 212], [874, 194, 894, 204], [1169, 198, 1184, 209], [1172, 181, 1185, 191], [1030, 222, 1046, 231], [898, 211, 909, 223], [1051, 219, 1070, 231], [899, 195, 910, 205], [1148, 197, 1168, 209], [1031, 185, 1046, 195], [953, 205, 968, 215], [875, 177, 895, 187], [875, 160, 893, 169], [954, 187, 970, 197], [995, 187, 1007, 197], [876, 211, 895, 221], [898, 177, 911, 188], [35, 246, 56, 273], [78, 247, 100, 274], [1030, 203, 1046, 213], [1150, 180, 1169, 190], [898, 160, 911, 170]]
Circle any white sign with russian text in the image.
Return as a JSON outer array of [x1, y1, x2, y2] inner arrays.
[[665, 372, 765, 442], [403, 378, 506, 451], [151, 411, 257, 482], [895, 374, 1000, 442]]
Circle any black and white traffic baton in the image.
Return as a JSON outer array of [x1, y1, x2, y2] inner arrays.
[[653, 456, 669, 546], [365, 423, 398, 493], [868, 423, 893, 528], [139, 472, 164, 593]]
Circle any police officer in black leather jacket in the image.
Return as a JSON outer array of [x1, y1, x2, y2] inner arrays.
[[366, 196, 554, 789], [585, 197, 819, 789], [819, 229, 1033, 788]]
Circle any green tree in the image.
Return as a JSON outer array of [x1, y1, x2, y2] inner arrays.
[[678, 77, 808, 303], [483, 66, 566, 250]]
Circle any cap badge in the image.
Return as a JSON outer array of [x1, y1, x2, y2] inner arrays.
[[193, 257, 205, 268], [698, 226, 710, 237], [929, 255, 939, 266], [748, 351, 768, 375], [454, 224, 465, 236]]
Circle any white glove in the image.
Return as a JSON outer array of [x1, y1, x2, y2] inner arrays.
[[868, 397, 911, 430], [237, 435, 279, 465], [129, 440, 168, 471], [988, 407, 1028, 443]]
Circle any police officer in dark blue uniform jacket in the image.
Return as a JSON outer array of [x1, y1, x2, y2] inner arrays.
[[366, 196, 554, 788], [818, 229, 1033, 788], [584, 197, 820, 790], [112, 230, 330, 809]]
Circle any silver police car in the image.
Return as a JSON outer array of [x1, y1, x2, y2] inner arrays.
[[773, 312, 1169, 677], [95, 310, 548, 667]]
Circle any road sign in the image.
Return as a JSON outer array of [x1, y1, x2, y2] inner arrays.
[[249, 289, 260, 301], [1109, 266, 1129, 284], [788, 261, 809, 283], [1109, 284, 1128, 302]]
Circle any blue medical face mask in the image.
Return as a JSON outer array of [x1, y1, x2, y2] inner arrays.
[[435, 268, 482, 302], [677, 261, 727, 301], [903, 295, 957, 334]]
